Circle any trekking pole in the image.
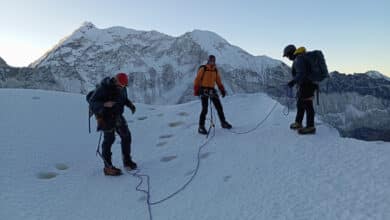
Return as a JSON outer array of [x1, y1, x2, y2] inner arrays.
[[96, 132, 103, 158], [95, 131, 111, 167]]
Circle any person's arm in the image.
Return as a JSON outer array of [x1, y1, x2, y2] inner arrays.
[[194, 67, 204, 96], [124, 89, 136, 114], [292, 56, 308, 84], [216, 71, 226, 97]]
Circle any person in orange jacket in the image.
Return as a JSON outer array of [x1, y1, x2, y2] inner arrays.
[[194, 55, 232, 134]]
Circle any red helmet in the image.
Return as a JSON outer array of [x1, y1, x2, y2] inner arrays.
[[116, 73, 128, 86]]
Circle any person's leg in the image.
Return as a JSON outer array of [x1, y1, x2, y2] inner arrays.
[[115, 116, 132, 162], [101, 130, 115, 167], [199, 96, 209, 127], [115, 116, 137, 169], [211, 95, 232, 128], [298, 99, 316, 134], [304, 100, 315, 128], [211, 96, 226, 123], [290, 99, 304, 129]]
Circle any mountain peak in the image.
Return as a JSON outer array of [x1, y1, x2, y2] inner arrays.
[[365, 70, 390, 81], [0, 56, 8, 67], [78, 21, 96, 31], [186, 29, 229, 45]]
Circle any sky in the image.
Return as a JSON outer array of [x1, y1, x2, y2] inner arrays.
[[0, 0, 389, 76]]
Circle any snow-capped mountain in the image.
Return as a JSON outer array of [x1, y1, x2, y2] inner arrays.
[[0, 56, 7, 67], [28, 22, 290, 104], [365, 70, 390, 81], [0, 58, 62, 91], [0, 22, 389, 141], [317, 71, 390, 141]]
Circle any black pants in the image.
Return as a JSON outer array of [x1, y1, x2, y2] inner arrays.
[[199, 94, 226, 126], [295, 99, 315, 127], [101, 116, 132, 167], [295, 82, 317, 127]]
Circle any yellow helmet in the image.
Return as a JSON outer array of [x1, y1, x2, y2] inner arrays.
[[293, 47, 306, 55]]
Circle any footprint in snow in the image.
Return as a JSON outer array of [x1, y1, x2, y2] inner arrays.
[[37, 172, 58, 180], [168, 121, 185, 128], [160, 155, 177, 163], [32, 96, 41, 100], [159, 134, 174, 139], [137, 116, 148, 121], [127, 120, 134, 123], [177, 112, 189, 116], [55, 163, 69, 171], [200, 152, 214, 160], [157, 113, 164, 117], [156, 141, 168, 147], [223, 175, 232, 182]]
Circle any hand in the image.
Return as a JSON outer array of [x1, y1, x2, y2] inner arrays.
[[220, 89, 226, 98], [104, 101, 116, 108], [287, 80, 295, 88], [194, 86, 200, 96], [129, 104, 136, 114]]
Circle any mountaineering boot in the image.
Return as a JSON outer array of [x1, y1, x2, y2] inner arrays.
[[290, 122, 303, 130], [298, 126, 316, 135], [198, 125, 208, 135], [221, 121, 232, 129], [104, 166, 122, 176], [123, 158, 138, 170]]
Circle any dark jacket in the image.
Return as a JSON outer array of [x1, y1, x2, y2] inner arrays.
[[292, 54, 318, 99], [292, 54, 310, 85], [90, 77, 134, 130]]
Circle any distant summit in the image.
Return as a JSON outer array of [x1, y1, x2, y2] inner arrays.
[[0, 56, 8, 67]]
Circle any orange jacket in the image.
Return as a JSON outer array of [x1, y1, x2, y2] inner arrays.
[[193, 64, 225, 95]]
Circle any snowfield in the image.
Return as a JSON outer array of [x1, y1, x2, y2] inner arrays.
[[1, 89, 389, 220]]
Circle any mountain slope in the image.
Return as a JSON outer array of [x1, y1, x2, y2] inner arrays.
[[0, 56, 7, 67], [318, 71, 390, 141], [1, 89, 390, 220], [29, 22, 289, 103], [1, 23, 389, 141]]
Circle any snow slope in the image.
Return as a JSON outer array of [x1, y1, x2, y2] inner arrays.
[[25, 22, 289, 104], [365, 71, 390, 81], [1, 89, 390, 220]]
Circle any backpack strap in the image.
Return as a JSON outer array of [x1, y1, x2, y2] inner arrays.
[[199, 65, 219, 85], [199, 65, 207, 84]]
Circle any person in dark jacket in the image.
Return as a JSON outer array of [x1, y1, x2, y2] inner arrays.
[[90, 73, 137, 176], [283, 45, 317, 134], [194, 55, 232, 134]]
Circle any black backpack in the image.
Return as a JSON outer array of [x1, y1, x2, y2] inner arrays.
[[86, 85, 100, 133], [304, 50, 329, 82]]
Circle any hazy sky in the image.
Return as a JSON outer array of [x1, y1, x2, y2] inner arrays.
[[1, 0, 389, 76]]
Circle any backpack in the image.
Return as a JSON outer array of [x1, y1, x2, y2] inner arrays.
[[198, 65, 219, 83], [304, 50, 329, 82], [86, 85, 100, 133]]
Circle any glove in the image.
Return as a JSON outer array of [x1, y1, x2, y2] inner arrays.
[[287, 80, 296, 88], [194, 86, 200, 96], [220, 89, 226, 98], [129, 104, 136, 114]]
